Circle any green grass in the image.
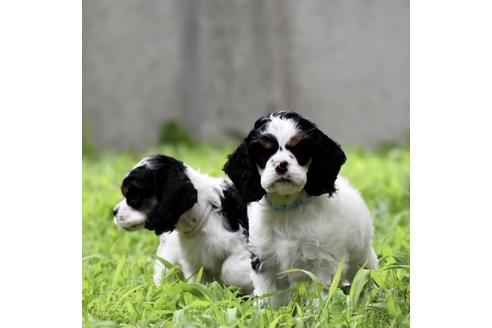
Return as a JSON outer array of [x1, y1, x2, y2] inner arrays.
[[83, 143, 409, 328]]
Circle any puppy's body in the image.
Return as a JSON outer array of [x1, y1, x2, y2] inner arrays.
[[154, 218, 251, 288], [224, 112, 377, 306], [114, 155, 252, 292], [152, 168, 252, 289], [248, 177, 377, 304]]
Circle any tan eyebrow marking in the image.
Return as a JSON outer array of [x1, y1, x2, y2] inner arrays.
[[259, 136, 275, 149], [287, 135, 302, 147], [121, 185, 129, 194]]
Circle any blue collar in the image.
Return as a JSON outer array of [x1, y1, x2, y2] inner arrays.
[[265, 192, 308, 211]]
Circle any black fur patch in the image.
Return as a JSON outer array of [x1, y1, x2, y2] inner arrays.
[[285, 137, 312, 166], [249, 133, 279, 169], [223, 137, 266, 203], [219, 182, 249, 235], [302, 128, 346, 197], [223, 115, 276, 202], [121, 166, 154, 209], [147, 155, 197, 235], [122, 154, 198, 235], [250, 252, 262, 273]]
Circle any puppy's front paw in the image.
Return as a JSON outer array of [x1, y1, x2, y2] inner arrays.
[[153, 274, 162, 286], [255, 296, 268, 309]]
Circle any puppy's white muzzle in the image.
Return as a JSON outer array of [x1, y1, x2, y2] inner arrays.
[[113, 199, 147, 231]]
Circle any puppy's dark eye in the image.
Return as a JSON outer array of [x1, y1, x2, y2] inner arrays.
[[127, 192, 142, 208], [286, 139, 312, 166], [249, 134, 279, 169], [123, 185, 144, 208], [259, 136, 276, 149]]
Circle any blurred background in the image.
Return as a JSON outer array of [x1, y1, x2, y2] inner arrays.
[[83, 0, 409, 151], [83, 3, 410, 323]]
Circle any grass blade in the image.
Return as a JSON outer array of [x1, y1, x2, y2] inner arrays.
[[348, 268, 370, 313], [325, 257, 346, 304]]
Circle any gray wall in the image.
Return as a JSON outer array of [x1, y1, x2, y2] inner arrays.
[[83, 0, 409, 151]]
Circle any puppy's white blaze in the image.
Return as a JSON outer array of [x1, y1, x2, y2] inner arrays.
[[263, 115, 299, 146]]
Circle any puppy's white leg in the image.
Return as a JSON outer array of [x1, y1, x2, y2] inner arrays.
[[153, 239, 169, 286], [252, 271, 289, 308], [252, 271, 274, 307], [220, 253, 254, 293], [153, 234, 179, 286], [153, 259, 165, 286], [366, 247, 379, 269]]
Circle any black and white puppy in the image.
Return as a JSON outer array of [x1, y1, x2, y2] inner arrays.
[[113, 154, 253, 292], [224, 112, 378, 306]]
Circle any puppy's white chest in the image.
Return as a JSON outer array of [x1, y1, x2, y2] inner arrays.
[[262, 229, 323, 270]]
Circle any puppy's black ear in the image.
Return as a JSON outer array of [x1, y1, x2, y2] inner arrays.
[[145, 170, 197, 235], [304, 130, 346, 197], [223, 137, 265, 203]]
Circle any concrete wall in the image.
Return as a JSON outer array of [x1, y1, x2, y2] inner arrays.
[[83, 0, 409, 150]]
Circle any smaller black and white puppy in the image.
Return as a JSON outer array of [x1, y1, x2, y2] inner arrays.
[[113, 154, 253, 292], [224, 112, 378, 306]]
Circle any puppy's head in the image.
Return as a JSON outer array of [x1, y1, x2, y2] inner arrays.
[[223, 112, 346, 202], [113, 154, 197, 235]]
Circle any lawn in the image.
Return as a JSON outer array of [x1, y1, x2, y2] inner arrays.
[[82, 142, 409, 328]]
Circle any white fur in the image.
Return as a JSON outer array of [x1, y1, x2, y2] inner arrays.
[[249, 177, 378, 306], [114, 164, 253, 292]]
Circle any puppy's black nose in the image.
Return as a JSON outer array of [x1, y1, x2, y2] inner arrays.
[[275, 161, 288, 174], [112, 207, 118, 217]]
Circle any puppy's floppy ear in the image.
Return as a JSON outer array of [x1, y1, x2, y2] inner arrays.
[[304, 129, 346, 197], [223, 135, 265, 203], [145, 169, 197, 235]]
